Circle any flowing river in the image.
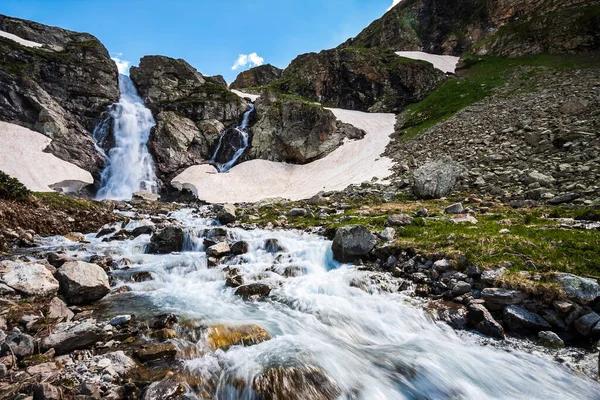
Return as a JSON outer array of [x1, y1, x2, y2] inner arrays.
[[36, 208, 600, 399]]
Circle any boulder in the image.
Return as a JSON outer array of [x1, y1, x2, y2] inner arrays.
[[134, 343, 178, 362], [413, 158, 463, 199], [235, 283, 271, 299], [231, 241, 249, 255], [56, 261, 110, 305], [142, 380, 187, 400], [574, 312, 600, 336], [538, 331, 564, 348], [552, 273, 600, 304], [40, 320, 106, 355], [206, 242, 231, 257], [0, 260, 59, 296], [467, 303, 505, 339], [131, 225, 155, 237], [331, 225, 376, 263], [444, 203, 464, 215], [132, 191, 160, 202], [0, 328, 35, 358], [264, 238, 284, 253], [481, 288, 527, 311], [147, 226, 185, 254], [452, 281, 472, 296], [32, 383, 61, 400], [46, 297, 74, 322], [387, 214, 413, 226], [217, 204, 237, 224], [504, 305, 551, 332], [230, 64, 283, 90], [288, 208, 308, 217], [207, 324, 271, 350], [252, 366, 340, 400]]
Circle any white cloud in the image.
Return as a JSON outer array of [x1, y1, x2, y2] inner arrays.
[[231, 53, 264, 71], [387, 0, 404, 11], [111, 56, 131, 75]]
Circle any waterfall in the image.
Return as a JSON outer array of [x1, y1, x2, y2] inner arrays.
[[94, 74, 158, 200], [211, 104, 255, 172]]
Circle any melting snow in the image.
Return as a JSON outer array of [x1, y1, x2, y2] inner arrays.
[[395, 51, 460, 74]]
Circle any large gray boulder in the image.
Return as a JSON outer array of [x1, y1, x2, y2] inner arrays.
[[56, 261, 110, 305], [552, 273, 600, 304], [481, 288, 527, 311], [332, 225, 377, 263], [413, 158, 463, 199], [40, 320, 107, 355], [1, 260, 59, 297], [147, 226, 185, 254]]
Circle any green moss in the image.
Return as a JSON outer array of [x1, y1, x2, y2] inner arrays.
[[0, 171, 31, 201], [34, 192, 96, 211]]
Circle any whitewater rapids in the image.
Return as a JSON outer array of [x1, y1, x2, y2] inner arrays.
[[36, 209, 600, 399]]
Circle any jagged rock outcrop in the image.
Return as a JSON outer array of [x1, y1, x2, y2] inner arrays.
[[249, 90, 365, 163], [0, 14, 119, 178], [129, 55, 247, 181], [274, 47, 445, 113], [340, 0, 600, 57], [230, 64, 283, 90]]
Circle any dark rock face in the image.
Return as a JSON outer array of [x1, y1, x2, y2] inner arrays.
[[130, 55, 247, 181], [147, 226, 185, 254], [274, 48, 445, 113], [340, 0, 600, 57], [249, 90, 365, 163], [467, 303, 505, 339], [332, 225, 376, 263], [235, 283, 271, 299], [230, 64, 283, 90], [504, 305, 552, 332], [0, 14, 119, 178]]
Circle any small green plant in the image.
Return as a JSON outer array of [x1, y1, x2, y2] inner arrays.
[[0, 171, 31, 201]]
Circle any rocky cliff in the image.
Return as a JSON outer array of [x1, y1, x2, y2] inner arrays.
[[0, 14, 119, 178], [230, 64, 283, 90], [130, 56, 247, 181], [249, 89, 365, 163], [341, 0, 600, 57], [274, 47, 446, 113]]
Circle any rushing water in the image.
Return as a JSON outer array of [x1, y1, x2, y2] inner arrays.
[[36, 209, 600, 399], [211, 104, 255, 172], [93, 75, 158, 200]]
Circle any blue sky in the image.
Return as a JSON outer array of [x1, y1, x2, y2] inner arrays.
[[0, 0, 397, 82]]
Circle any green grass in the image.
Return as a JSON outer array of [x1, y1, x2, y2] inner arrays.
[[397, 53, 599, 140], [34, 192, 97, 211]]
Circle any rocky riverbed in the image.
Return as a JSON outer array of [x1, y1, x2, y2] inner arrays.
[[0, 197, 599, 399]]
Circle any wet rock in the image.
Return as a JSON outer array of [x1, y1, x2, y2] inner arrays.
[[467, 303, 505, 339], [109, 315, 132, 327], [387, 214, 413, 226], [40, 321, 107, 355], [147, 226, 185, 254], [413, 158, 463, 199], [96, 226, 116, 238], [331, 225, 376, 263], [132, 191, 160, 202], [574, 312, 600, 337], [217, 204, 237, 224], [150, 328, 177, 341], [444, 203, 464, 215], [538, 331, 565, 348], [134, 343, 178, 362], [206, 242, 231, 257], [56, 261, 110, 305], [152, 313, 178, 330], [226, 275, 244, 288], [132, 271, 154, 282], [265, 238, 284, 253], [504, 305, 551, 332], [0, 260, 59, 297], [207, 324, 271, 350], [131, 225, 155, 237], [47, 253, 69, 268], [235, 283, 271, 300], [46, 297, 74, 322], [231, 241, 249, 255], [252, 366, 341, 400], [142, 380, 186, 400], [0, 328, 35, 358], [428, 300, 468, 330], [481, 288, 527, 311], [65, 232, 87, 242], [552, 273, 600, 304]]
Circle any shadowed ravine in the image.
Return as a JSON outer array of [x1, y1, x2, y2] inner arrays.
[[35, 209, 600, 399]]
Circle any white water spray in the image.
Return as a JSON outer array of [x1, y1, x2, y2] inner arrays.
[[94, 74, 157, 200], [211, 104, 254, 172]]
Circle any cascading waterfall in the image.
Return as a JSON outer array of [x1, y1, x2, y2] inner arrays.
[[94, 74, 158, 200], [36, 209, 600, 399], [211, 104, 254, 172]]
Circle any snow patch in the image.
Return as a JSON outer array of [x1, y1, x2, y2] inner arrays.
[[395, 51, 460, 74], [172, 109, 396, 203], [231, 89, 260, 102], [0, 122, 93, 192], [0, 30, 44, 48]]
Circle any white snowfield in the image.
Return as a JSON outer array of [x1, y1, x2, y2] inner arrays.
[[172, 107, 396, 203], [0, 122, 93, 192], [395, 51, 460, 74], [0, 30, 44, 48], [230, 89, 260, 102]]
